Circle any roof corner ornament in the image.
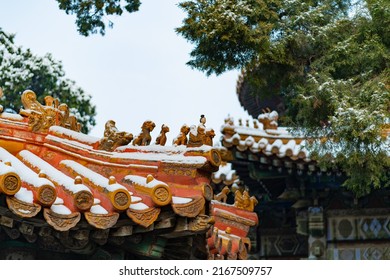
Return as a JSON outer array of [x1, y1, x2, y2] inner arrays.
[[188, 114, 212, 147], [173, 124, 190, 146], [132, 120, 156, 146], [155, 124, 170, 146], [173, 115, 215, 147], [213, 186, 230, 203], [98, 120, 133, 151], [233, 189, 258, 212], [258, 108, 279, 130], [19, 90, 82, 132], [205, 128, 215, 146]]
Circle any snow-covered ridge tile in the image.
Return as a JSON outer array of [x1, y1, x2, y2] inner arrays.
[[0, 161, 17, 175], [0, 147, 54, 188], [19, 150, 91, 194], [60, 160, 127, 192], [125, 175, 167, 189], [49, 126, 99, 145], [46, 135, 94, 150], [113, 151, 207, 164], [0, 112, 24, 121], [213, 163, 236, 181], [115, 144, 214, 154]]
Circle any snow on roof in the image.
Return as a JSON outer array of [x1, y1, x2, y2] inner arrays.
[[115, 143, 214, 154], [19, 150, 91, 194], [131, 196, 142, 203], [49, 126, 99, 144], [0, 161, 17, 176], [129, 202, 149, 210], [113, 150, 207, 165], [47, 129, 209, 166], [46, 135, 94, 150], [0, 147, 54, 188], [90, 204, 109, 215], [172, 196, 192, 204], [54, 197, 64, 205], [213, 163, 236, 181], [60, 160, 128, 192], [234, 126, 297, 139], [50, 204, 72, 215], [0, 112, 24, 121], [223, 122, 311, 160], [14, 187, 34, 204], [125, 174, 167, 189]]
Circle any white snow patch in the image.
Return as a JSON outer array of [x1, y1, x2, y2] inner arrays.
[[213, 163, 236, 181], [90, 205, 109, 215], [50, 204, 72, 215], [49, 126, 99, 144], [0, 112, 24, 121], [0, 161, 17, 175], [19, 150, 91, 194], [46, 135, 94, 150], [0, 147, 54, 188], [18, 209, 32, 214], [14, 187, 34, 204], [129, 202, 149, 210], [125, 175, 167, 189], [131, 196, 142, 203], [54, 197, 64, 205], [172, 196, 192, 204], [61, 160, 128, 192]]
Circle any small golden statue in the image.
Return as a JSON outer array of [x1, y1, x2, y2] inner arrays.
[[19, 90, 82, 132], [204, 128, 215, 146], [155, 124, 169, 146], [188, 114, 207, 147], [173, 124, 190, 146], [132, 120, 156, 146], [234, 189, 258, 212], [99, 120, 133, 151], [58, 103, 81, 132], [258, 108, 278, 130], [188, 124, 205, 147], [213, 186, 230, 203]]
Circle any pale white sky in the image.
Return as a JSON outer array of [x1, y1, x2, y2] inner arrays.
[[0, 0, 250, 142]]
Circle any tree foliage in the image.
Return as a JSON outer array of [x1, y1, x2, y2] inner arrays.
[[178, 0, 390, 196], [55, 0, 141, 36], [0, 29, 96, 133]]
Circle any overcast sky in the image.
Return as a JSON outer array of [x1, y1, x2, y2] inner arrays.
[[0, 0, 250, 143]]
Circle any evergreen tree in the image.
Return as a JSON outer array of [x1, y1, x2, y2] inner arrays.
[[177, 0, 390, 196], [0, 29, 96, 134], [55, 0, 141, 36]]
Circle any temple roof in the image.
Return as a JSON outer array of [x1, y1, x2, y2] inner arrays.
[[0, 90, 259, 260], [221, 115, 311, 163], [0, 91, 222, 233]]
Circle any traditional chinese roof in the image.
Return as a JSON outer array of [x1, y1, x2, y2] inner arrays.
[[0, 91, 223, 242], [0, 90, 261, 260], [0, 120, 220, 231], [221, 115, 311, 165]]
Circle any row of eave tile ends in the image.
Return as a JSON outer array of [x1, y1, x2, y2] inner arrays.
[[0, 147, 194, 221], [222, 125, 311, 161]]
